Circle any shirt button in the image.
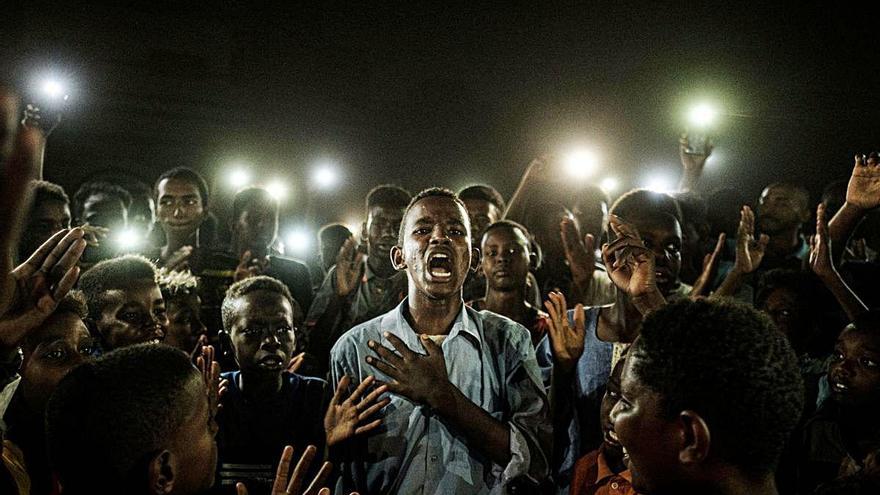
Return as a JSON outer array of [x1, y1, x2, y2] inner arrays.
[[430, 455, 438, 462]]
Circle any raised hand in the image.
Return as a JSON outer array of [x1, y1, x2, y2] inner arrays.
[[690, 233, 726, 298], [235, 445, 345, 495], [601, 215, 657, 298], [679, 132, 714, 172], [560, 217, 595, 289], [335, 237, 365, 297], [543, 291, 585, 373], [1, 228, 86, 350], [733, 206, 769, 275], [195, 343, 224, 418], [1, 88, 44, 316], [845, 152, 880, 211], [234, 250, 269, 282], [287, 352, 306, 374], [325, 375, 389, 447], [809, 203, 835, 280], [366, 332, 450, 408]]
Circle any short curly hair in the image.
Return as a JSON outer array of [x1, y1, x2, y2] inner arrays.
[[221, 275, 299, 332], [45, 344, 200, 493], [610, 188, 683, 225], [398, 187, 470, 245], [458, 184, 506, 213], [155, 167, 211, 209], [79, 255, 159, 321], [632, 298, 804, 474], [30, 179, 70, 208], [365, 184, 412, 213]]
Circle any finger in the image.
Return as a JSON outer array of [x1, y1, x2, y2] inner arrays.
[[712, 233, 726, 257], [302, 461, 332, 495], [358, 383, 389, 409], [14, 228, 69, 277], [330, 375, 352, 406], [348, 375, 376, 404], [358, 397, 390, 421], [757, 234, 770, 252], [51, 236, 86, 277], [382, 332, 418, 359], [272, 445, 295, 494], [584, 233, 595, 254], [51, 265, 80, 302], [42, 229, 86, 273], [608, 215, 641, 240], [238, 250, 252, 268], [543, 297, 560, 328], [318, 489, 331, 495], [354, 417, 384, 435], [236, 482, 249, 495], [369, 340, 405, 367], [365, 356, 400, 379], [287, 445, 317, 495], [419, 334, 442, 356], [337, 237, 355, 264], [573, 303, 585, 333]]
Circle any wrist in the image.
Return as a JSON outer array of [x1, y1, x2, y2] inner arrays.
[[426, 380, 457, 412], [631, 288, 666, 316], [841, 201, 867, 215]]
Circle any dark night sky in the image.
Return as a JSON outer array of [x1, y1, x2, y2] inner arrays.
[[2, 1, 880, 234]]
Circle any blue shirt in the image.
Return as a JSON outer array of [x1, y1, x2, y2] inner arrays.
[[535, 307, 612, 494], [329, 299, 551, 494]]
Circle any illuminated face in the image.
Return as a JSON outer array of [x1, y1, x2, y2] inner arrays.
[[462, 198, 502, 250], [393, 196, 475, 301], [96, 281, 168, 351], [632, 215, 683, 297], [21, 312, 95, 412], [828, 328, 880, 408], [164, 293, 207, 353], [366, 205, 405, 272], [156, 178, 205, 240], [611, 353, 685, 494], [481, 226, 531, 292], [81, 193, 128, 231], [234, 199, 278, 254], [757, 185, 808, 235], [227, 290, 300, 375], [128, 195, 156, 239]]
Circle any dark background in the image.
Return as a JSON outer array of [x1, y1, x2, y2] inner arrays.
[[3, 1, 880, 237]]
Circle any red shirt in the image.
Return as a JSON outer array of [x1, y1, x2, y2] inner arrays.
[[570, 448, 639, 495]]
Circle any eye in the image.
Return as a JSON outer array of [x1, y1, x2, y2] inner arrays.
[[449, 228, 464, 236], [242, 327, 261, 337], [414, 227, 431, 236], [121, 312, 141, 323], [275, 326, 292, 335], [830, 350, 845, 363], [607, 390, 620, 399], [666, 243, 681, 254], [45, 348, 66, 360], [79, 342, 97, 356], [860, 357, 879, 369]]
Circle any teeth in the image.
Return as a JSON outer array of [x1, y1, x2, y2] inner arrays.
[[432, 253, 449, 259], [833, 382, 848, 391]]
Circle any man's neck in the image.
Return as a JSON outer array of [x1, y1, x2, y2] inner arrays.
[[484, 287, 528, 323], [234, 240, 268, 258], [163, 231, 197, 255], [238, 370, 283, 401], [367, 254, 396, 279], [703, 470, 778, 495], [766, 227, 801, 258], [406, 290, 462, 336]]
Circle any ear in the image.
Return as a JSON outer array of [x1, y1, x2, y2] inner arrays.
[[470, 247, 482, 273], [361, 221, 368, 241], [528, 250, 539, 271], [147, 450, 176, 494], [391, 245, 406, 271], [677, 410, 711, 465]]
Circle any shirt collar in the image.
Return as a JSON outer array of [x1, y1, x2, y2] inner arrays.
[[380, 298, 482, 352], [596, 448, 632, 484]]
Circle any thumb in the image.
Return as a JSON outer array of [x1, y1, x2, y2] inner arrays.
[[757, 234, 770, 252], [573, 304, 585, 332], [238, 250, 251, 266], [420, 334, 441, 356], [584, 233, 595, 255], [236, 482, 249, 495]]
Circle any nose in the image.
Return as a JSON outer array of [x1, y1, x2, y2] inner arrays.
[[261, 332, 281, 350], [429, 225, 450, 245], [173, 206, 183, 218], [609, 400, 623, 426]]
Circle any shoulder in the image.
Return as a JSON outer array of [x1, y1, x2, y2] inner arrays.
[[270, 255, 311, 274], [330, 311, 387, 357], [473, 307, 532, 350], [286, 372, 329, 396]]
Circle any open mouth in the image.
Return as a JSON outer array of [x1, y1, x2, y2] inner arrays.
[[258, 355, 284, 370], [830, 380, 849, 393], [428, 252, 454, 280]]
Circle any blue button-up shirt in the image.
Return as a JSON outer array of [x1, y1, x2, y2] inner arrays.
[[329, 299, 551, 494]]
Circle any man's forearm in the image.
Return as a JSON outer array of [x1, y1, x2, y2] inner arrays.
[[820, 271, 868, 322], [431, 383, 512, 466], [828, 203, 865, 252]]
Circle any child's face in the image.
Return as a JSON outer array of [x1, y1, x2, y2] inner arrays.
[[21, 312, 95, 412], [366, 204, 404, 270], [600, 359, 626, 457], [164, 293, 207, 353], [829, 327, 880, 408], [462, 198, 502, 250], [481, 227, 531, 292], [228, 290, 299, 375], [631, 216, 682, 296], [759, 287, 805, 350], [96, 281, 168, 351]]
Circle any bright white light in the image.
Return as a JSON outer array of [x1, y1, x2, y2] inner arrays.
[[688, 103, 717, 128], [114, 228, 143, 251], [564, 149, 599, 179], [643, 175, 676, 194], [227, 168, 251, 189], [312, 164, 339, 189], [344, 218, 361, 236], [41, 79, 67, 100], [286, 229, 312, 256], [600, 177, 619, 194], [265, 180, 288, 201]]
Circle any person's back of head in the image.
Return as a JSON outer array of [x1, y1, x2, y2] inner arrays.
[[609, 188, 683, 225], [45, 344, 217, 495], [318, 223, 353, 272], [613, 298, 803, 494]]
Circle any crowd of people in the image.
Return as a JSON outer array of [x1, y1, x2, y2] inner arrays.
[[0, 82, 878, 495]]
